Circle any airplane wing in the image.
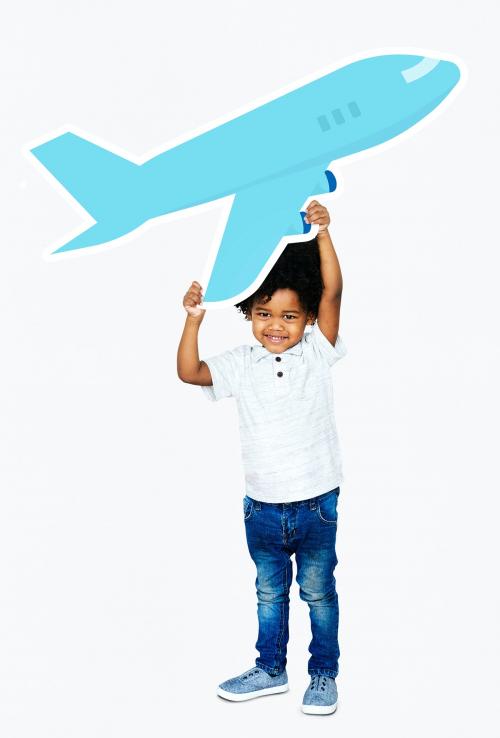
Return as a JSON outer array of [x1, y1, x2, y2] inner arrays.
[[202, 167, 334, 305]]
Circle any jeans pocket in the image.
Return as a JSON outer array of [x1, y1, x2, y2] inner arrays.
[[243, 495, 254, 521], [316, 488, 339, 525]]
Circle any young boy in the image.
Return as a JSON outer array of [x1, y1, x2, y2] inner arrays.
[[177, 200, 346, 715]]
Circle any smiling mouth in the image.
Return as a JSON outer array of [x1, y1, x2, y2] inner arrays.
[[265, 334, 288, 343]]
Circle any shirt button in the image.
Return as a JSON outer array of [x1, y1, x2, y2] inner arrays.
[[275, 356, 281, 361], [277, 371, 283, 377]]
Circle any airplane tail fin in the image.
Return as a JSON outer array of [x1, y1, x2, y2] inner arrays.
[[30, 132, 142, 253]]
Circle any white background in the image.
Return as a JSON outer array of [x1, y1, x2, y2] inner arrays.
[[1, 1, 499, 736]]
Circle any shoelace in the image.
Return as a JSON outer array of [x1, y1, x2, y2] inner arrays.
[[310, 675, 329, 691], [242, 668, 261, 680]]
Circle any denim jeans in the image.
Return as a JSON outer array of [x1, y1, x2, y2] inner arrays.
[[243, 487, 340, 678]]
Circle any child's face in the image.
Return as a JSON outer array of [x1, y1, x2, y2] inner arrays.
[[250, 288, 314, 352]]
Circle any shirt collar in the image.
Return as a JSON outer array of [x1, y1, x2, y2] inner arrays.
[[251, 337, 304, 362]]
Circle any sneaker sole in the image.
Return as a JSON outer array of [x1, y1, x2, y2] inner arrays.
[[302, 700, 338, 715], [217, 683, 289, 701]]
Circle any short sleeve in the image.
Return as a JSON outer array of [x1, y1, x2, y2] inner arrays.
[[200, 345, 247, 402], [306, 321, 347, 367]]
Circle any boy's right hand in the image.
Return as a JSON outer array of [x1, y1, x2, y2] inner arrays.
[[183, 281, 206, 318]]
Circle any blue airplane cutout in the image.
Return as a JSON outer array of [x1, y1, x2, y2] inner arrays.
[[27, 52, 462, 306]]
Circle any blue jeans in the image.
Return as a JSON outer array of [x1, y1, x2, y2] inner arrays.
[[243, 487, 340, 678]]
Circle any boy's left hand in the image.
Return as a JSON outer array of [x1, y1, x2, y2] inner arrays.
[[304, 200, 330, 232]]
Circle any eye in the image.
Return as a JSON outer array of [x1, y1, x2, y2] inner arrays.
[[255, 311, 296, 319]]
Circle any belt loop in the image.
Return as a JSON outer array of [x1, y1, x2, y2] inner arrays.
[[255, 499, 262, 510], [309, 497, 317, 510]]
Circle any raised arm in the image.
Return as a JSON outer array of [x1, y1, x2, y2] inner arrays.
[[305, 200, 343, 346], [177, 281, 213, 386], [316, 228, 343, 346]]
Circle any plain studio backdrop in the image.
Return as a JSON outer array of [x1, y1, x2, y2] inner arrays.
[[1, 1, 499, 736]]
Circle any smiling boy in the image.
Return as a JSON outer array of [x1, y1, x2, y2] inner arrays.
[[177, 200, 346, 714]]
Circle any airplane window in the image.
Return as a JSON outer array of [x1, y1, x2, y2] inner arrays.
[[332, 109, 345, 125], [317, 115, 331, 132], [348, 101, 361, 117]]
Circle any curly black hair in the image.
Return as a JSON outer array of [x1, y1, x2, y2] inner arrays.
[[234, 236, 324, 321]]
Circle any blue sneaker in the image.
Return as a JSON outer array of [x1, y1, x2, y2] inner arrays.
[[217, 666, 289, 701], [301, 674, 338, 714]]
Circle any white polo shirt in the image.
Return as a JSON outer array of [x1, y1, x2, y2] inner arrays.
[[201, 321, 347, 503]]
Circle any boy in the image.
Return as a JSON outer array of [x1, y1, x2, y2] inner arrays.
[[177, 200, 346, 715]]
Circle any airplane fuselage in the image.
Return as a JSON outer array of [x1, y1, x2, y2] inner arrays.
[[142, 54, 459, 216]]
